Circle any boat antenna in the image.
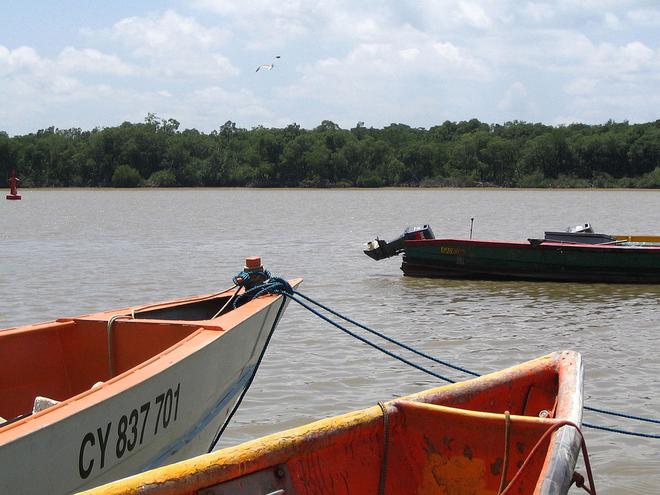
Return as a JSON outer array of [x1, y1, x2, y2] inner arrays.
[[469, 217, 474, 239]]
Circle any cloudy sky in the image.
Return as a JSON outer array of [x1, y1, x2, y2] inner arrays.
[[1, 1, 659, 135]]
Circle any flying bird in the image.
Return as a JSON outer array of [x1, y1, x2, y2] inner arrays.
[[256, 55, 281, 72]]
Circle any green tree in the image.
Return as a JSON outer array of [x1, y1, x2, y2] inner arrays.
[[628, 127, 660, 176], [147, 169, 176, 187], [2, 116, 660, 189], [518, 130, 574, 180], [112, 164, 142, 187], [481, 137, 518, 185]]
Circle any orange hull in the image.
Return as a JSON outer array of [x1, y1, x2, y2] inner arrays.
[[82, 350, 583, 495]]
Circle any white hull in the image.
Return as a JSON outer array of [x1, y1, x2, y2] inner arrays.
[[0, 294, 290, 494]]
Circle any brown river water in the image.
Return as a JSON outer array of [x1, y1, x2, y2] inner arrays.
[[2, 188, 659, 494]]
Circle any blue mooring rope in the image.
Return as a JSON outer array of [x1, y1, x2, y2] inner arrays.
[[241, 272, 660, 440], [581, 422, 660, 439]]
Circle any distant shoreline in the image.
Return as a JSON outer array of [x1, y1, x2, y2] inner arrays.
[[10, 186, 660, 192], [3, 118, 659, 189]]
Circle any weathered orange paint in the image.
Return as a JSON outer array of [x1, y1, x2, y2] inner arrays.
[[81, 350, 583, 495]]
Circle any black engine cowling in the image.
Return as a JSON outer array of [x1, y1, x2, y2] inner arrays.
[[363, 225, 435, 261]]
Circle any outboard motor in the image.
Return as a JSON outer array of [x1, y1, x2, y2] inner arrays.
[[364, 225, 435, 261]]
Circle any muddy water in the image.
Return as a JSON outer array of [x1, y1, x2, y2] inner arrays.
[[2, 188, 659, 494]]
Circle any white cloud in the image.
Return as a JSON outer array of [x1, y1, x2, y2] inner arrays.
[[192, 0, 298, 16], [49, 75, 82, 94], [554, 90, 660, 125], [0, 44, 135, 80], [554, 0, 637, 12], [627, 9, 660, 27], [1, 43, 156, 132], [603, 12, 621, 29], [89, 10, 238, 78], [111, 10, 229, 54], [57, 47, 134, 76], [189, 86, 270, 120], [431, 42, 487, 75], [0, 45, 133, 114], [563, 78, 597, 95], [590, 41, 658, 74], [192, 0, 319, 49], [487, 26, 659, 83], [523, 3, 556, 22], [270, 25, 492, 129], [2, 1, 660, 134], [399, 48, 419, 61], [456, 1, 493, 29], [0, 46, 44, 76], [291, 33, 489, 105], [497, 82, 534, 115]]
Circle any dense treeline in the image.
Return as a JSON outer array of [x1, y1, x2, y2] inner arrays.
[[2, 114, 660, 188]]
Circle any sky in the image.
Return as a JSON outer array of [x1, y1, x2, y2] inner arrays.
[[1, 1, 659, 135]]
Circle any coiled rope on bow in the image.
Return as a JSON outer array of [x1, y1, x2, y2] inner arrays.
[[206, 271, 292, 452]]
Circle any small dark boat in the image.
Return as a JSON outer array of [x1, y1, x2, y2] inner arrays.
[[364, 224, 660, 283]]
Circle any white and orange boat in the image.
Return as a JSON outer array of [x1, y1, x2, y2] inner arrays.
[[0, 258, 300, 494], [82, 350, 587, 495]]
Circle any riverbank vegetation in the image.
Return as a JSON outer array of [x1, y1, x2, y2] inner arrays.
[[2, 115, 659, 188]]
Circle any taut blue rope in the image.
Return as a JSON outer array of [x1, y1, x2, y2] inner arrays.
[[288, 291, 457, 384], [582, 422, 660, 439], [583, 405, 660, 425], [292, 290, 480, 377], [242, 274, 660, 440]]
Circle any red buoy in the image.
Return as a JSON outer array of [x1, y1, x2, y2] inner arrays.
[[6, 169, 21, 200]]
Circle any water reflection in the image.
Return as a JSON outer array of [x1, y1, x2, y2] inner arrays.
[[399, 275, 660, 303]]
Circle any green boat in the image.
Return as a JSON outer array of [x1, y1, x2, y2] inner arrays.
[[364, 224, 660, 283]]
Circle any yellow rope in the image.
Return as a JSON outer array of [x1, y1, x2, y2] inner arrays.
[[377, 401, 390, 495], [498, 410, 511, 494]]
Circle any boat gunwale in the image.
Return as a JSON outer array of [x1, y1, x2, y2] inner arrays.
[[406, 238, 660, 251], [535, 350, 583, 495]]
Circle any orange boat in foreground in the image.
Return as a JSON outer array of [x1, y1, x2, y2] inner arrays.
[[82, 350, 586, 495]]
